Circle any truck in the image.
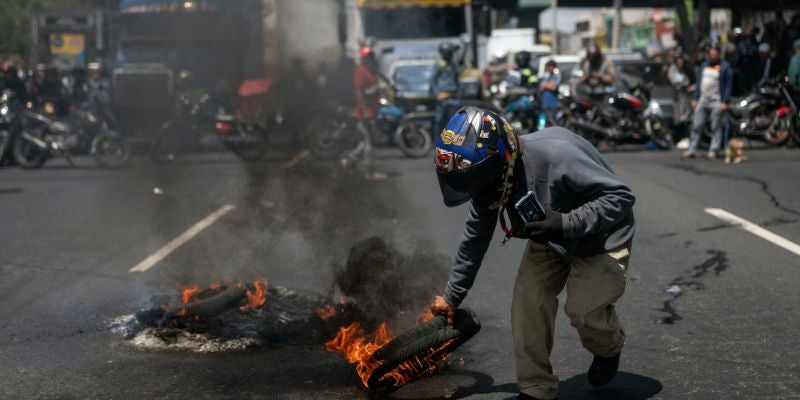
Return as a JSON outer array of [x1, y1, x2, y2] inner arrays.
[[111, 0, 349, 126], [348, 0, 482, 103]]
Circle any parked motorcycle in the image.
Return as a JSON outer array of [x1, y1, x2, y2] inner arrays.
[[212, 79, 271, 161], [11, 98, 130, 168], [153, 82, 269, 162], [566, 82, 672, 149], [728, 78, 800, 146], [305, 95, 433, 159]]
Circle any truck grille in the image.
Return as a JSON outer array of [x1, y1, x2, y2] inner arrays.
[[112, 68, 173, 107]]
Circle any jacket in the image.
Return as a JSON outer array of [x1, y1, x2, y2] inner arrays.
[[694, 60, 733, 103], [443, 127, 636, 306]]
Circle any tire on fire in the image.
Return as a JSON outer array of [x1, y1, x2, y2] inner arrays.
[[166, 285, 247, 319], [366, 308, 481, 390]]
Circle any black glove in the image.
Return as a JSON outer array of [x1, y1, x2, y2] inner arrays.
[[524, 208, 564, 241]]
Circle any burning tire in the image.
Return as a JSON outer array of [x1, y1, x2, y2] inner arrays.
[[165, 284, 246, 319], [366, 308, 481, 391]]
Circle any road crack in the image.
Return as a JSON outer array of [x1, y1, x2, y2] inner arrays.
[[655, 250, 730, 324], [668, 164, 800, 216]]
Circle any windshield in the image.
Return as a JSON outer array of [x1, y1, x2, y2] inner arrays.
[[362, 7, 466, 39], [393, 64, 435, 96]]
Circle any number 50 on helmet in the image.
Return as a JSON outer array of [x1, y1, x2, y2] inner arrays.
[[434, 107, 520, 207]]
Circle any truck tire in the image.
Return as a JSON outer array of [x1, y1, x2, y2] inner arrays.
[[366, 308, 481, 390]]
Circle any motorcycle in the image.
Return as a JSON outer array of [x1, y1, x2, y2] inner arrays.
[[728, 78, 800, 146], [305, 92, 433, 159], [566, 82, 673, 149], [212, 79, 271, 161], [152, 83, 269, 162], [11, 97, 130, 168]]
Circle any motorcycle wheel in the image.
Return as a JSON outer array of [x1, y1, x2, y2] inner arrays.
[[395, 121, 433, 158], [306, 118, 351, 159], [92, 130, 131, 168], [0, 129, 9, 166], [12, 131, 47, 169], [150, 121, 180, 163], [648, 117, 673, 150], [231, 124, 269, 161], [764, 114, 792, 146]]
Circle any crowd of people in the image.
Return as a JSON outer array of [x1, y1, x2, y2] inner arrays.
[[0, 60, 111, 116]]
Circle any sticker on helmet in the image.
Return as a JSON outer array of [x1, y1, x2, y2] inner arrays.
[[454, 134, 466, 146], [479, 130, 490, 139], [441, 129, 455, 145], [435, 148, 454, 171], [458, 159, 472, 169]]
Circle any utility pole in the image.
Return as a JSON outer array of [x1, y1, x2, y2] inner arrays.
[[611, 0, 622, 50], [551, 0, 558, 54]]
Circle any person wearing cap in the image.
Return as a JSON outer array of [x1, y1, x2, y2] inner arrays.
[[684, 44, 733, 160], [789, 39, 800, 92], [430, 107, 635, 400]]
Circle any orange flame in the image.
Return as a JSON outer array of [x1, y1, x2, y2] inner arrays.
[[239, 275, 268, 313], [180, 284, 202, 304], [325, 319, 455, 389], [315, 305, 337, 321]]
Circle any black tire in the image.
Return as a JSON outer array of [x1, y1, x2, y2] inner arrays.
[[92, 130, 131, 168], [12, 131, 47, 169], [366, 308, 481, 391], [395, 121, 433, 158], [0, 129, 9, 166], [648, 117, 673, 150], [165, 285, 246, 319], [231, 124, 269, 161], [764, 113, 792, 146], [791, 115, 800, 146]]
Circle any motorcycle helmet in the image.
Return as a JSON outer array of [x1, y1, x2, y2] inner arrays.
[[439, 42, 457, 63], [359, 46, 375, 59], [514, 51, 532, 69], [435, 106, 520, 207]]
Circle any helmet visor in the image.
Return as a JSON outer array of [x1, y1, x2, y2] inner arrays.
[[436, 152, 503, 207]]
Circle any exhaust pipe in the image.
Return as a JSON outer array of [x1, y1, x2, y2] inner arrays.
[[21, 131, 49, 150]]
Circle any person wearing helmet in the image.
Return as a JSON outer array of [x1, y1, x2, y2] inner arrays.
[[511, 50, 538, 89], [432, 42, 461, 135], [430, 107, 635, 400], [345, 46, 386, 180], [1, 61, 28, 105], [684, 43, 733, 160], [579, 43, 616, 99]]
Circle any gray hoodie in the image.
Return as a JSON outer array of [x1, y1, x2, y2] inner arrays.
[[443, 127, 636, 306]]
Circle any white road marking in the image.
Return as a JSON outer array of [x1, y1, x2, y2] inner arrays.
[[704, 208, 800, 256], [128, 204, 236, 273]]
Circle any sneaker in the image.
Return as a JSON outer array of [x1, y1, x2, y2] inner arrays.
[[587, 353, 620, 387], [706, 151, 717, 161], [681, 151, 696, 160]]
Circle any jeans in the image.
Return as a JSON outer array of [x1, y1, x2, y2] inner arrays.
[[689, 98, 725, 155], [345, 119, 375, 172], [434, 98, 462, 136]]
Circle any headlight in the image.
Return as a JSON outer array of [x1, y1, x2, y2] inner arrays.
[[0, 106, 7, 116], [649, 101, 661, 113], [739, 99, 748, 107], [558, 84, 571, 98]]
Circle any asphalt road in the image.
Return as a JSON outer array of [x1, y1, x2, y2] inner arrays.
[[1, 144, 799, 400]]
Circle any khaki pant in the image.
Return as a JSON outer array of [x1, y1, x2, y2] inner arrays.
[[512, 241, 630, 400]]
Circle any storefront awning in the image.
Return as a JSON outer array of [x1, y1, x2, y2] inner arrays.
[[357, 0, 470, 8]]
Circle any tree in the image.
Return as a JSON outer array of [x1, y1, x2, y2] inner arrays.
[[0, 0, 117, 60]]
